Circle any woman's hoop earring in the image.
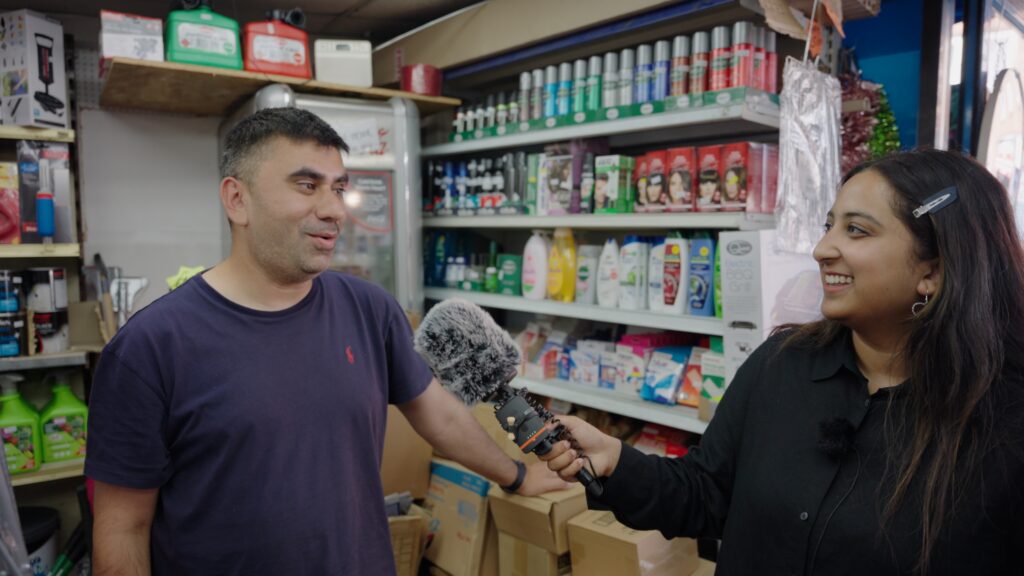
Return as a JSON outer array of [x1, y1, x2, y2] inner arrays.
[[911, 293, 930, 317]]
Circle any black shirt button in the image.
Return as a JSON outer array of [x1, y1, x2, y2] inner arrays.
[[799, 512, 809, 521], [864, 398, 871, 407]]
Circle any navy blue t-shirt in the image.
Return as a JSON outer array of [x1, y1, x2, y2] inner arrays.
[[85, 271, 434, 575]]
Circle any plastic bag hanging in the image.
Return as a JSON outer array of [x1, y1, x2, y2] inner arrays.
[[774, 56, 842, 255]]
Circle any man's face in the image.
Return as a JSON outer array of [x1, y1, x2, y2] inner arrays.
[[241, 137, 348, 283]]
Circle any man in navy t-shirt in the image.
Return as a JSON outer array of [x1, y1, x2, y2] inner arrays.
[[85, 107, 569, 576]]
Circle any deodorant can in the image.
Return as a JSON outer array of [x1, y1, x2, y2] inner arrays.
[[619, 48, 635, 106], [519, 71, 532, 122], [544, 65, 558, 118], [557, 62, 573, 116], [634, 44, 653, 104], [586, 55, 603, 111], [572, 59, 588, 114], [653, 40, 671, 100], [602, 51, 619, 108], [532, 68, 545, 120]]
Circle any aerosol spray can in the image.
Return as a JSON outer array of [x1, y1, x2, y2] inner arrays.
[[619, 48, 635, 106], [586, 55, 603, 111], [453, 106, 466, 133], [572, 59, 588, 114], [765, 30, 778, 93], [753, 27, 767, 92], [532, 68, 545, 120], [557, 62, 573, 116], [518, 71, 532, 122], [602, 51, 619, 108], [634, 44, 653, 104], [671, 35, 691, 96], [475, 99, 487, 130], [731, 21, 754, 89], [508, 90, 520, 124], [485, 93, 497, 128], [464, 103, 476, 132], [544, 65, 558, 118], [691, 31, 709, 96], [653, 40, 671, 100], [496, 91, 508, 127], [710, 26, 731, 91]]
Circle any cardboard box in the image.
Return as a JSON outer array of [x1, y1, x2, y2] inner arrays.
[[638, 151, 668, 212], [488, 484, 586, 554], [99, 10, 164, 76], [0, 163, 19, 244], [390, 514, 427, 576], [499, 533, 571, 576], [632, 155, 650, 212], [423, 458, 496, 576], [0, 10, 68, 128], [568, 510, 700, 576], [666, 147, 696, 212], [696, 146, 723, 212], [594, 155, 634, 214], [381, 405, 433, 499]]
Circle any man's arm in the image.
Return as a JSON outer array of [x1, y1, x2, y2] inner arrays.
[[398, 379, 571, 496], [92, 480, 158, 576]]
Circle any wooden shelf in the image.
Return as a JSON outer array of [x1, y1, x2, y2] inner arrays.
[[515, 377, 708, 434], [0, 243, 80, 258], [10, 460, 85, 488], [424, 288, 725, 336], [100, 58, 462, 117], [0, 125, 74, 143], [0, 351, 88, 373], [423, 212, 775, 230], [790, 0, 880, 20]]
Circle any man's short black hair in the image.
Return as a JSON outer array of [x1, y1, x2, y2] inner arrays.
[[220, 107, 349, 182]]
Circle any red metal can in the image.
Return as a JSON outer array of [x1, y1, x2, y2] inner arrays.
[[401, 64, 442, 96]]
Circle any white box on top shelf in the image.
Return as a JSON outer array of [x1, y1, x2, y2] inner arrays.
[[719, 229, 822, 382], [0, 10, 68, 129]]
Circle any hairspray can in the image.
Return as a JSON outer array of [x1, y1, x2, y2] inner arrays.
[[572, 59, 588, 114], [753, 27, 767, 91], [544, 65, 558, 118], [653, 40, 671, 100], [619, 48, 635, 106], [586, 55, 603, 111], [634, 44, 653, 104], [731, 21, 754, 88], [671, 35, 691, 96], [603, 51, 619, 108], [766, 30, 778, 93], [710, 26, 731, 91], [557, 62, 573, 116], [532, 68, 545, 120], [519, 71, 532, 122], [691, 31, 709, 96]]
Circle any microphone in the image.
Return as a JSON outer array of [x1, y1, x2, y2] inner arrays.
[[415, 298, 603, 497], [818, 417, 856, 461]]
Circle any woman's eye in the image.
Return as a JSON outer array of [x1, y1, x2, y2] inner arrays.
[[823, 222, 833, 232], [847, 224, 866, 235]]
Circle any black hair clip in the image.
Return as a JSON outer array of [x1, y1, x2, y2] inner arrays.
[[913, 186, 958, 218]]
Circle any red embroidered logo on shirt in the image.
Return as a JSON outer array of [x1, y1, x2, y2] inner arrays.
[[345, 346, 356, 365]]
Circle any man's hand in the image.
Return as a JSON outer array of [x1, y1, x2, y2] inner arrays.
[[515, 461, 574, 496], [535, 416, 622, 482]]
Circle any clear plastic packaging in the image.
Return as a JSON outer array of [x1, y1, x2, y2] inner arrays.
[[774, 57, 842, 255]]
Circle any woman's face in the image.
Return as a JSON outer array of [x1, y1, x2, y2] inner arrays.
[[669, 171, 685, 201], [812, 170, 940, 332], [647, 179, 662, 203]]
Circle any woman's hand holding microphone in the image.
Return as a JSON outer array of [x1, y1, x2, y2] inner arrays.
[[537, 416, 623, 483]]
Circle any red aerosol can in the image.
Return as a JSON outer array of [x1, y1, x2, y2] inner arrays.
[[243, 8, 311, 78], [730, 21, 755, 89], [709, 26, 732, 92]]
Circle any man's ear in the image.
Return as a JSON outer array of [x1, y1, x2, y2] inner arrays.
[[221, 177, 250, 228]]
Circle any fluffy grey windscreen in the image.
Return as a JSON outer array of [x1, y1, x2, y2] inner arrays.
[[414, 298, 522, 406]]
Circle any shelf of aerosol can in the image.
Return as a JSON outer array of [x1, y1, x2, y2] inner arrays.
[[424, 288, 724, 336], [0, 351, 89, 373], [423, 212, 774, 230], [0, 244, 81, 259], [513, 376, 708, 435], [421, 99, 779, 158]]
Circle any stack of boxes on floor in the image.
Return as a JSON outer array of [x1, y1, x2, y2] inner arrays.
[[381, 401, 710, 576], [424, 137, 779, 216]]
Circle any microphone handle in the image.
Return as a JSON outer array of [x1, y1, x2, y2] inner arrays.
[[577, 467, 603, 497]]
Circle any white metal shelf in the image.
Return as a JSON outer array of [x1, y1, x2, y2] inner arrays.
[[423, 212, 774, 230], [422, 101, 779, 158], [424, 288, 724, 336], [514, 377, 708, 435], [0, 351, 89, 372]]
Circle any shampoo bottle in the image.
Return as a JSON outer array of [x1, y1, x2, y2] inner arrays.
[[523, 230, 550, 300], [596, 238, 620, 308]]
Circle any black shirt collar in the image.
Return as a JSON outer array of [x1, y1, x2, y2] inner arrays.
[[810, 328, 862, 382]]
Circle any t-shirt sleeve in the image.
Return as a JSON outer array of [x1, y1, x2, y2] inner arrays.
[[383, 297, 434, 405], [85, 347, 172, 489]]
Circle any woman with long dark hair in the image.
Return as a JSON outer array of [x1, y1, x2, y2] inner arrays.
[[540, 149, 1024, 575]]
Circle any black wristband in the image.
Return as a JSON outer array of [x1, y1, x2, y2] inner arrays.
[[501, 460, 527, 494]]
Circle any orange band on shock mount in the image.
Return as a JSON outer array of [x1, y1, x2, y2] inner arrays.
[[518, 428, 547, 452]]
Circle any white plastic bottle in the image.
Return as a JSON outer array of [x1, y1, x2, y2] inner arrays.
[[596, 238, 620, 308], [522, 230, 550, 300], [575, 245, 602, 305], [618, 235, 648, 310], [663, 235, 689, 313], [648, 237, 667, 312]]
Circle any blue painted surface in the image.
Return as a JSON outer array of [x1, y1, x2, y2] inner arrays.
[[843, 0, 926, 149]]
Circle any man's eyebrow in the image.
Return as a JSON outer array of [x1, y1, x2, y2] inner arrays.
[[287, 167, 325, 181]]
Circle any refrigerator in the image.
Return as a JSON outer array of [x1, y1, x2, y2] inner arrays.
[[218, 84, 425, 314]]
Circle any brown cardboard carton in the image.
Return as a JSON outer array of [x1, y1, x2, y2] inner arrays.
[[423, 458, 496, 576], [567, 510, 699, 576], [381, 405, 433, 498], [488, 484, 586, 554], [389, 514, 427, 576], [498, 533, 571, 576]]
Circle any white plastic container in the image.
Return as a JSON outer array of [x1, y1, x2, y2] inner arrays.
[[596, 238, 620, 308], [663, 235, 689, 313], [522, 230, 550, 300], [314, 39, 373, 86], [618, 236, 649, 310], [648, 237, 667, 312], [575, 245, 602, 305]]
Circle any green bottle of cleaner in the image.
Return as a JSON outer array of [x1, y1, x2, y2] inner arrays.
[[39, 372, 88, 464], [0, 374, 41, 475], [166, 0, 243, 70]]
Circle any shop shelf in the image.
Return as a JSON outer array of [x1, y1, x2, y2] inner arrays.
[[99, 58, 462, 117], [10, 460, 85, 488], [0, 125, 75, 143], [424, 288, 725, 336], [514, 376, 708, 435], [423, 212, 774, 230], [0, 351, 89, 373], [0, 244, 81, 259]]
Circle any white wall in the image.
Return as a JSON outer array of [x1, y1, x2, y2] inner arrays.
[[78, 109, 224, 311]]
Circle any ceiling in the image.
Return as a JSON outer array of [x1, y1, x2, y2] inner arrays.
[[1, 0, 482, 44]]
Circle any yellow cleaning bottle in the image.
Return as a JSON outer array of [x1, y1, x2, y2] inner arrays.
[[547, 227, 577, 302]]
